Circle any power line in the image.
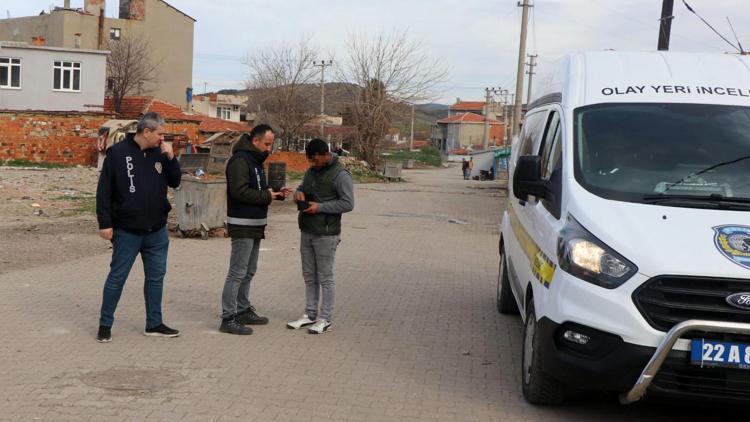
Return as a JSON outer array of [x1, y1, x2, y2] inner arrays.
[[589, 2, 720, 50], [726, 16, 746, 54], [681, 0, 741, 52]]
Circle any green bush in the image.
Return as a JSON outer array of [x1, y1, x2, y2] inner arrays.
[[381, 147, 442, 167], [1, 159, 68, 169]]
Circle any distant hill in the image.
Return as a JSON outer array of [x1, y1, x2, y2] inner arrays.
[[235, 83, 448, 136]]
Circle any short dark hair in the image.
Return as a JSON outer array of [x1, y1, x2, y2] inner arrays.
[[305, 138, 329, 157], [250, 124, 274, 141]]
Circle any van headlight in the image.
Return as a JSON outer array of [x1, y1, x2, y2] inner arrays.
[[557, 215, 637, 289]]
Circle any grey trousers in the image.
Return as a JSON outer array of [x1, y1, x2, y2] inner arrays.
[[221, 237, 261, 319], [300, 232, 340, 321]]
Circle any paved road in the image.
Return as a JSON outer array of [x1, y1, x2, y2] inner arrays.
[[0, 165, 731, 421]]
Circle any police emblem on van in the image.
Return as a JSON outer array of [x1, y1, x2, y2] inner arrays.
[[726, 293, 750, 310], [713, 225, 750, 270]]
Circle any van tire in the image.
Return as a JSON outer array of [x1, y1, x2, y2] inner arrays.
[[497, 244, 519, 314], [522, 301, 565, 405]]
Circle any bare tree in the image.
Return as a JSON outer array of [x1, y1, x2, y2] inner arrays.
[[337, 30, 447, 167], [245, 39, 319, 150], [106, 34, 160, 114]]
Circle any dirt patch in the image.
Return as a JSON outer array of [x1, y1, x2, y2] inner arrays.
[[0, 166, 111, 274], [80, 368, 187, 393]]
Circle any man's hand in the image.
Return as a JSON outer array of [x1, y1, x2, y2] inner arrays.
[[99, 228, 113, 241], [160, 141, 175, 160], [293, 191, 305, 202], [280, 187, 291, 199], [268, 188, 285, 200], [303, 201, 320, 214]]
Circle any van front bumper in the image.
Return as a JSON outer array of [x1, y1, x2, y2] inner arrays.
[[536, 316, 653, 392], [537, 317, 750, 403]]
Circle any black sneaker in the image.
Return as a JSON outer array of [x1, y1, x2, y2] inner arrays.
[[236, 306, 269, 325], [219, 318, 253, 335], [143, 323, 180, 338], [96, 325, 112, 343]]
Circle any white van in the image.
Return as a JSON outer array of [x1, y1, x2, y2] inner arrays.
[[499, 51, 750, 405]]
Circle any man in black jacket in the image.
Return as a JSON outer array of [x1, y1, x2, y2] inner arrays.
[[220, 124, 288, 335], [95, 112, 182, 343]]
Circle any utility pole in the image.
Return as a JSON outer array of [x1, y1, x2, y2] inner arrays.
[[203, 82, 207, 94], [313, 60, 333, 138], [506, 93, 515, 145], [498, 89, 509, 146], [513, 0, 532, 137], [657, 0, 675, 51], [410, 104, 415, 151], [483, 87, 501, 150], [526, 54, 537, 106]]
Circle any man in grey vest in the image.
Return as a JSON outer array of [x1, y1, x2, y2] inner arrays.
[[287, 139, 354, 334], [221, 124, 288, 335]]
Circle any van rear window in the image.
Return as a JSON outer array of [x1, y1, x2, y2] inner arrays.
[[574, 103, 750, 205]]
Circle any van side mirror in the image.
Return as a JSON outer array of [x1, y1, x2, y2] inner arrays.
[[513, 155, 546, 201]]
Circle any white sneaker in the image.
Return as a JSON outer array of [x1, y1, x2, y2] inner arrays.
[[307, 319, 332, 334], [286, 314, 315, 330]]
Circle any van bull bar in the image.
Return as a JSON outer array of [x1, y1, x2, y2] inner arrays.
[[620, 319, 750, 404]]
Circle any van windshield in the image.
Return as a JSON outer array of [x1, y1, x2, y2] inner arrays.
[[574, 103, 750, 208]]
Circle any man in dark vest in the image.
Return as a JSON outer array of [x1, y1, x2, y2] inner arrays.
[[220, 124, 288, 335], [287, 139, 354, 334]]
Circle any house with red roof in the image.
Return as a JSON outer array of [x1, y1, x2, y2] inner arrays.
[[433, 112, 506, 153], [449, 100, 485, 115], [104, 95, 251, 153]]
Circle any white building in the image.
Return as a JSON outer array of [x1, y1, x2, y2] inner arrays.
[[191, 93, 247, 122], [0, 41, 108, 112]]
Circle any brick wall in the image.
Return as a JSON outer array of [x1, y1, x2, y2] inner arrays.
[[0, 111, 114, 166], [0, 113, 206, 166]]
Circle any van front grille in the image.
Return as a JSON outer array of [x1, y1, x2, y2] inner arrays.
[[651, 353, 750, 401], [633, 276, 750, 332]]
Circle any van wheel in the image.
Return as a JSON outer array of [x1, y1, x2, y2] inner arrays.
[[522, 301, 565, 405], [497, 244, 519, 314]]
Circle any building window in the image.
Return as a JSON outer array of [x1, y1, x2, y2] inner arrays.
[[0, 57, 21, 89], [216, 106, 231, 120], [232, 105, 240, 111], [53, 61, 81, 92], [109, 28, 121, 40]]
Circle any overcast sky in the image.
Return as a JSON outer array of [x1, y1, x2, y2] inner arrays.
[[8, 0, 750, 104]]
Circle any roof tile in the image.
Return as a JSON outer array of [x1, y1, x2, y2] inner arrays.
[[449, 101, 485, 111]]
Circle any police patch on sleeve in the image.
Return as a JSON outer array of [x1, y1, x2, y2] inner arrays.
[[154, 162, 163, 174], [713, 225, 750, 270]]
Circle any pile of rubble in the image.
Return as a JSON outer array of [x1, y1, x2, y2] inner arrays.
[[339, 156, 370, 171]]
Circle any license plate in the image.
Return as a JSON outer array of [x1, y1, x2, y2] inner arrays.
[[690, 339, 750, 369]]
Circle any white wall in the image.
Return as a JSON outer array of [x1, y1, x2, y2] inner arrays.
[[0, 44, 107, 112], [191, 98, 241, 122]]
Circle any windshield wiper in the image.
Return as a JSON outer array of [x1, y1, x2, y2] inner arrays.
[[642, 193, 750, 208], [664, 155, 750, 193]]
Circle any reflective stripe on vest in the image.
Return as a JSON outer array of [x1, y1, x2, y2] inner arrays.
[[226, 217, 268, 226]]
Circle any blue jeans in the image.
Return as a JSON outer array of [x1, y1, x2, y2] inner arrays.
[[99, 227, 169, 329]]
